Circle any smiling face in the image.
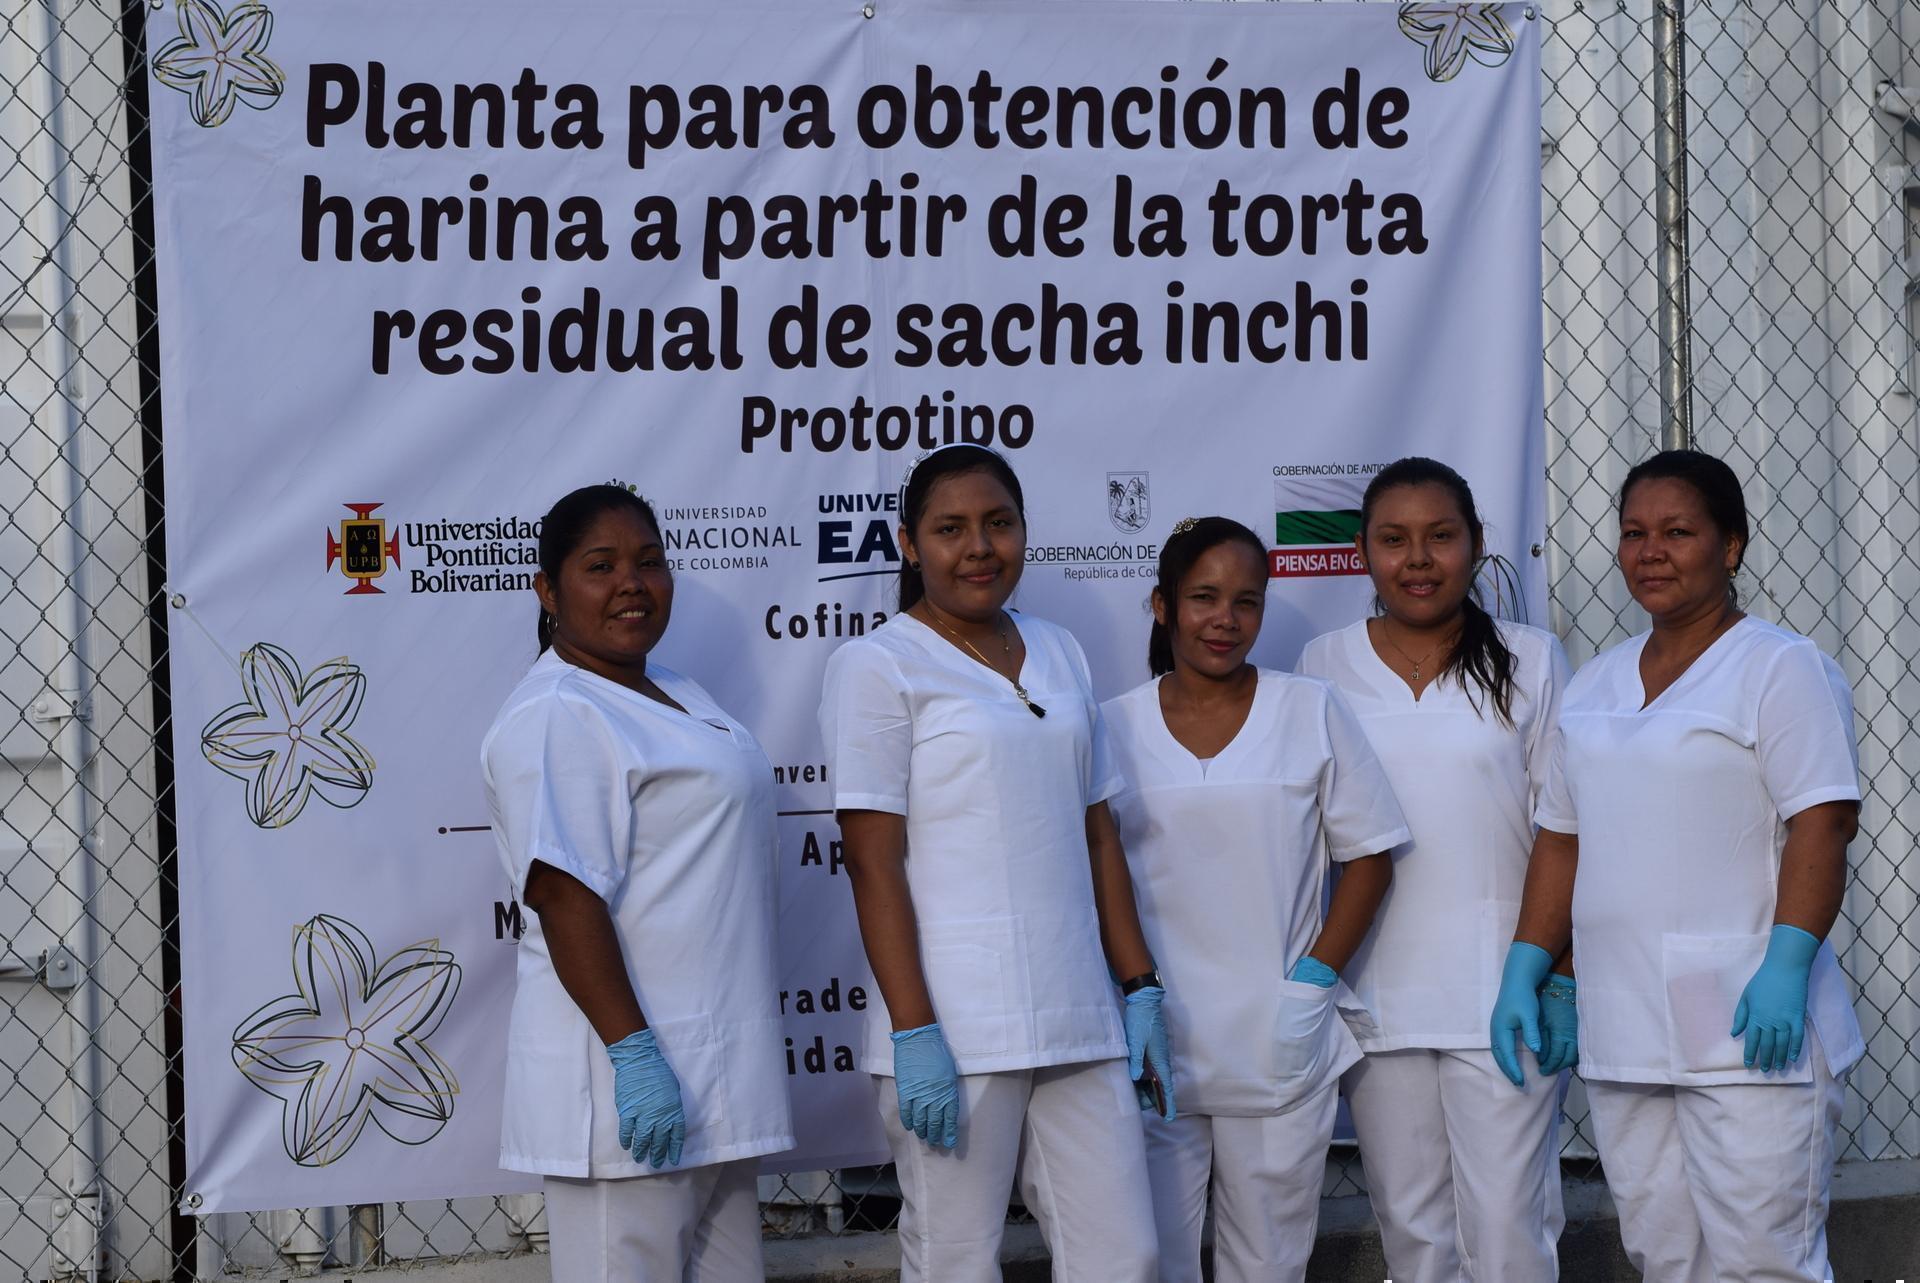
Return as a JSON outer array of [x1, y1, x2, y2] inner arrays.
[[1617, 475, 1741, 624], [1153, 539, 1269, 681], [1357, 481, 1479, 631], [534, 506, 673, 683], [897, 469, 1026, 625]]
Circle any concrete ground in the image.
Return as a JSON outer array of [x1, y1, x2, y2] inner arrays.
[[294, 1159, 1920, 1282]]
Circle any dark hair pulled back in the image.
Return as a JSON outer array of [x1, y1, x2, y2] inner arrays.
[[535, 484, 661, 653], [1617, 449, 1749, 605], [897, 445, 1026, 611], [1147, 517, 1269, 677], [1360, 457, 1516, 727]]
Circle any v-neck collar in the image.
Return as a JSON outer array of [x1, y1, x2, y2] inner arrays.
[[547, 652, 732, 737], [1353, 617, 1449, 708], [1629, 614, 1752, 711], [1149, 669, 1269, 774]]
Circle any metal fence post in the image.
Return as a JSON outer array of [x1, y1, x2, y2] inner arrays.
[[1653, 0, 1695, 450], [31, 0, 108, 1276]]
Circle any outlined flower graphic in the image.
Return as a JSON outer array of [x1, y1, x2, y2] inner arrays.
[[1398, 4, 1517, 82], [151, 0, 286, 127], [201, 643, 374, 828], [232, 915, 462, 1167]]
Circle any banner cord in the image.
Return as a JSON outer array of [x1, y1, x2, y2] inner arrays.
[[163, 586, 245, 677]]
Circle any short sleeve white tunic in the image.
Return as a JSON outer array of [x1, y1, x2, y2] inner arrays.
[[1296, 619, 1569, 1051], [481, 652, 796, 1176], [1533, 617, 1865, 1085], [818, 612, 1128, 1076], [1101, 670, 1411, 1115]]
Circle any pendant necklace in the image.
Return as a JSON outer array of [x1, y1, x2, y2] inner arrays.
[[1377, 620, 1452, 683], [927, 609, 1047, 718]]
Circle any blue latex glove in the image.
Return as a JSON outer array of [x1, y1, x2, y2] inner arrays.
[[1490, 942, 1553, 1086], [889, 1023, 960, 1148], [1289, 956, 1339, 988], [1124, 986, 1176, 1121], [607, 1028, 685, 1167], [1731, 924, 1821, 1072], [1535, 973, 1579, 1075]]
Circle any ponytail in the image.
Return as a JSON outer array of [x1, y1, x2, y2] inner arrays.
[[899, 562, 927, 613], [1443, 597, 1516, 728], [1146, 618, 1174, 678]]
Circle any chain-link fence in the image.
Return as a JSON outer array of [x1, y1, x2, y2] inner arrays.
[[3, 0, 1916, 1277]]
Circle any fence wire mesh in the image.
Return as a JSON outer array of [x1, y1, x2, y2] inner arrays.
[[1, 0, 1916, 1276]]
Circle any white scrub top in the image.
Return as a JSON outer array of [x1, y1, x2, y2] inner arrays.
[[1297, 619, 1569, 1051], [1102, 670, 1412, 1116], [481, 651, 796, 1176], [819, 611, 1128, 1076], [1534, 617, 1865, 1086]]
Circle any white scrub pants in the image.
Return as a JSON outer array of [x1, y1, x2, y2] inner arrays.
[[1584, 1039, 1847, 1283], [542, 1159, 762, 1283], [878, 1058, 1158, 1283], [1343, 1047, 1566, 1281], [1141, 1082, 1338, 1283]]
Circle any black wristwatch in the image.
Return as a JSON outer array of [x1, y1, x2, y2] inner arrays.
[[1119, 969, 1162, 996]]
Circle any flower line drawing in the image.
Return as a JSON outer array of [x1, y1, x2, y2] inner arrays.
[[1398, 4, 1518, 83], [201, 643, 374, 828], [232, 915, 462, 1167], [151, 0, 286, 128]]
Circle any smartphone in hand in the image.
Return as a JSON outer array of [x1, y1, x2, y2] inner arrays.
[[1137, 1062, 1168, 1119]]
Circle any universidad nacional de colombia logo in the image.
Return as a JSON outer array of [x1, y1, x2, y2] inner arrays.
[[325, 503, 401, 594]]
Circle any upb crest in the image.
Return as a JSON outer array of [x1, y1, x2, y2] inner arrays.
[[325, 503, 401, 595], [1108, 472, 1149, 534]]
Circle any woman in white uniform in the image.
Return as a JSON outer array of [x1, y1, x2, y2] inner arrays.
[[820, 444, 1167, 1283], [1298, 458, 1573, 1281], [1103, 516, 1410, 1283], [481, 484, 794, 1282], [1499, 449, 1863, 1282]]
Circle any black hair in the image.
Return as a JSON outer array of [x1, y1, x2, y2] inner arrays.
[[1360, 457, 1516, 727], [1618, 448, 1749, 604], [897, 445, 1026, 611], [535, 484, 661, 653], [1147, 517, 1270, 677]]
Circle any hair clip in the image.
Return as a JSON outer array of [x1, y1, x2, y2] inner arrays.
[[898, 442, 1001, 500], [1170, 517, 1201, 536]]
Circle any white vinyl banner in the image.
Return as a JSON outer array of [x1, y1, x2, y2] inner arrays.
[[148, 0, 1544, 1212]]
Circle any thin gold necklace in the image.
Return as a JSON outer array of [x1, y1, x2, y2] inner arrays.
[[924, 608, 1047, 718], [1376, 619, 1455, 683]]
